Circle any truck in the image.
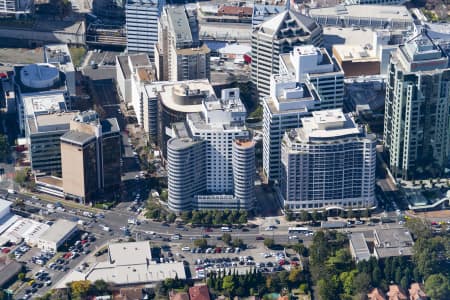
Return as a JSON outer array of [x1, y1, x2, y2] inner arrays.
[[127, 218, 140, 225], [100, 225, 111, 232]]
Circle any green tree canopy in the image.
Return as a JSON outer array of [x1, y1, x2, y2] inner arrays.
[[425, 273, 450, 300]]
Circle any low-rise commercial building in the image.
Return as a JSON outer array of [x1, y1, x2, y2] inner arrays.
[[43, 44, 76, 97], [37, 219, 78, 252], [57, 241, 186, 287], [309, 5, 413, 29], [373, 228, 414, 259], [349, 233, 371, 263]]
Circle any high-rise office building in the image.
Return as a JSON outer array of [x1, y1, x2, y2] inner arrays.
[[155, 6, 210, 81], [383, 32, 450, 180], [61, 111, 121, 203], [279, 45, 344, 109], [251, 9, 322, 100], [125, 0, 164, 57], [167, 88, 255, 212], [280, 109, 376, 212], [15, 63, 77, 175]]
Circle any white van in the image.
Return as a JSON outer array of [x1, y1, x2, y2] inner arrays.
[[221, 226, 232, 232]]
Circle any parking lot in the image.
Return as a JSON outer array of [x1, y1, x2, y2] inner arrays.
[[10, 230, 101, 299], [160, 241, 300, 280]]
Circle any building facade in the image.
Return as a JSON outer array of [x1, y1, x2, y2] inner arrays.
[[125, 0, 164, 57], [279, 45, 344, 109], [262, 74, 322, 182], [280, 109, 376, 212], [155, 6, 210, 81], [167, 88, 255, 212], [251, 9, 322, 100], [383, 32, 450, 180], [61, 111, 121, 203], [0, 0, 33, 17]]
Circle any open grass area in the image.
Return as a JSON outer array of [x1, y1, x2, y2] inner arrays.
[[69, 47, 86, 67]]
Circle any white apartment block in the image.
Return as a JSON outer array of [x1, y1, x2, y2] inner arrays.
[[125, 0, 164, 57], [280, 109, 376, 212], [115, 54, 155, 138], [279, 45, 344, 109], [262, 75, 322, 182], [167, 88, 255, 212]]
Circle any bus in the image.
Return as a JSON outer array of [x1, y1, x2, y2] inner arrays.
[[221, 226, 232, 232], [288, 227, 310, 234]]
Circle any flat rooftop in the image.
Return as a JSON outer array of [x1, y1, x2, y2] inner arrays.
[[167, 6, 193, 46], [108, 241, 152, 266], [333, 44, 379, 62], [23, 91, 67, 116], [309, 5, 412, 21], [159, 79, 215, 113], [28, 111, 78, 134], [86, 261, 186, 285], [0, 198, 12, 214], [323, 26, 376, 49], [349, 233, 371, 262], [44, 44, 74, 73], [38, 219, 77, 243], [61, 130, 95, 146], [297, 110, 362, 141], [175, 44, 210, 56], [117, 56, 131, 79], [374, 228, 414, 248], [1, 217, 50, 244]]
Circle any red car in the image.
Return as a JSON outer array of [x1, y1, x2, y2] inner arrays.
[[214, 247, 222, 253], [204, 228, 212, 232], [278, 260, 285, 266], [81, 240, 87, 245], [290, 261, 299, 266], [1, 248, 10, 253], [63, 252, 72, 259]]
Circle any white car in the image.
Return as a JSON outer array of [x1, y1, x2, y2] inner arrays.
[[288, 235, 298, 240], [181, 246, 190, 251]]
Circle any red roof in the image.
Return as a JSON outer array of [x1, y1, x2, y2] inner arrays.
[[217, 6, 253, 17], [189, 285, 210, 300]]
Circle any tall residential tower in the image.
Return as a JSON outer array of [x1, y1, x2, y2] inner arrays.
[[155, 6, 210, 81], [280, 109, 376, 212], [383, 32, 450, 180], [167, 88, 255, 212]]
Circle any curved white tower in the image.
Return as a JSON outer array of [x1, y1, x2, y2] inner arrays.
[[232, 139, 256, 210]]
